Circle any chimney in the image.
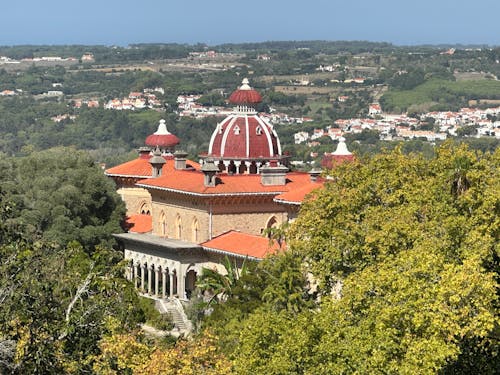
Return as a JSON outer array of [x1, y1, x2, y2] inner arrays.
[[260, 160, 288, 186], [308, 168, 321, 182], [174, 150, 188, 170], [201, 158, 219, 187], [149, 147, 166, 178], [137, 146, 151, 160]]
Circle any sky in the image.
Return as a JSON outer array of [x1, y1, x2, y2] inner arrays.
[[1, 0, 499, 46]]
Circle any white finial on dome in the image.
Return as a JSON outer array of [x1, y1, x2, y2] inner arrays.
[[239, 78, 251, 90], [332, 137, 352, 156], [154, 119, 171, 135]]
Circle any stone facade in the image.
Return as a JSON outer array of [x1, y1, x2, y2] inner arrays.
[[149, 190, 287, 242], [117, 187, 152, 215]]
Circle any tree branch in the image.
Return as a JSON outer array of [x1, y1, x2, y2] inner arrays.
[[58, 262, 95, 340]]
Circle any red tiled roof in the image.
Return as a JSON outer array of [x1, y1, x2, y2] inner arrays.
[[137, 170, 315, 196], [201, 230, 282, 259], [274, 181, 324, 205], [105, 157, 200, 178], [126, 214, 152, 233]]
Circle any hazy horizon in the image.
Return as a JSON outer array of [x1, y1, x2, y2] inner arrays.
[[1, 1, 499, 47]]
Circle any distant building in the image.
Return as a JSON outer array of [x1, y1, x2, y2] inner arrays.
[[81, 53, 95, 62], [369, 103, 382, 115]]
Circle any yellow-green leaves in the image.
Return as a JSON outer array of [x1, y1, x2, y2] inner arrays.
[[227, 143, 499, 374]]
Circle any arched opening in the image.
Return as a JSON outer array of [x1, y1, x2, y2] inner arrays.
[[233, 125, 240, 135], [217, 160, 226, 172], [265, 216, 278, 238], [185, 269, 197, 299], [238, 162, 247, 174], [249, 161, 258, 174], [227, 160, 237, 174], [256, 126, 262, 135], [173, 269, 178, 296]]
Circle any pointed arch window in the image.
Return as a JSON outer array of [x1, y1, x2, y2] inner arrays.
[[159, 211, 167, 237], [175, 214, 182, 240], [140, 202, 151, 215], [192, 218, 199, 243], [256, 126, 262, 135], [233, 125, 240, 135]]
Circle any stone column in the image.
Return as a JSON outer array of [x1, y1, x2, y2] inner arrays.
[[162, 269, 167, 298], [132, 263, 138, 288], [126, 263, 132, 281], [147, 265, 153, 295], [178, 269, 186, 300], [140, 263, 145, 291], [154, 267, 160, 296], [169, 271, 174, 298], [234, 161, 241, 174]]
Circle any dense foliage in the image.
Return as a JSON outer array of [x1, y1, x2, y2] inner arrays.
[[0, 147, 125, 250], [200, 143, 499, 374], [0, 241, 144, 374]]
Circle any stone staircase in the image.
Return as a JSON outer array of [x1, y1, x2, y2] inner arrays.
[[157, 298, 192, 336]]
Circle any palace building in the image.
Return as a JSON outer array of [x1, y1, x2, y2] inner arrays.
[[105, 79, 350, 301]]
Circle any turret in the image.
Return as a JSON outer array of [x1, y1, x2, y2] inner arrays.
[[201, 158, 219, 187], [149, 147, 166, 178]]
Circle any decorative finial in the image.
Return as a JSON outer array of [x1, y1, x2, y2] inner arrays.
[[240, 78, 251, 90], [154, 119, 170, 135], [332, 137, 352, 156]]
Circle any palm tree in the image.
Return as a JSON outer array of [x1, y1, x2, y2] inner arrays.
[[196, 256, 247, 306]]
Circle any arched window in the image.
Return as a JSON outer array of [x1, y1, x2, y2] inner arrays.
[[265, 216, 279, 239], [238, 162, 247, 174], [159, 211, 167, 237], [249, 161, 258, 174], [233, 125, 240, 135], [175, 214, 182, 240], [256, 126, 262, 135], [266, 216, 278, 229], [228, 160, 237, 174], [140, 202, 151, 215], [192, 218, 199, 243], [217, 160, 226, 172]]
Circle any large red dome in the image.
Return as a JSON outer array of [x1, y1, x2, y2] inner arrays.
[[145, 119, 180, 148], [208, 114, 281, 160], [228, 78, 262, 105]]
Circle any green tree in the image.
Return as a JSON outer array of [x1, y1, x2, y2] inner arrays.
[[0, 147, 125, 250], [217, 143, 499, 374], [0, 242, 143, 374]]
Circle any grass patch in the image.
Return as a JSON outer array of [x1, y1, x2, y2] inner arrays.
[[307, 100, 332, 114], [381, 79, 500, 112]]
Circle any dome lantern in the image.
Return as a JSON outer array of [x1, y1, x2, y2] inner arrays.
[[145, 119, 180, 153]]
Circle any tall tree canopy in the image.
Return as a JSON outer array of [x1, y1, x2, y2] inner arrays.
[[208, 143, 499, 374], [0, 147, 125, 250]]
